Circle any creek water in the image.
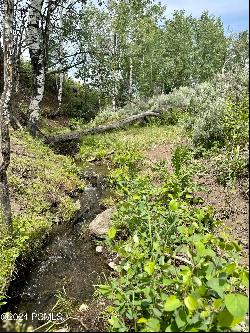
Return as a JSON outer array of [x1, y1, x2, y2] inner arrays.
[[0, 162, 112, 331]]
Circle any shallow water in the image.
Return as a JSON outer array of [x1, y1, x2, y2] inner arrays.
[[7, 225, 110, 328], [1, 162, 111, 330]]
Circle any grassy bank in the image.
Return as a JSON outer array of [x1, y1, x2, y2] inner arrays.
[[0, 130, 84, 303]]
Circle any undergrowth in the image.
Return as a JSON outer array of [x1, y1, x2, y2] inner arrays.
[[0, 130, 83, 301], [76, 118, 249, 332], [97, 145, 248, 332]]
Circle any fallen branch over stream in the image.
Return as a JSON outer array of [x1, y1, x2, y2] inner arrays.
[[45, 111, 160, 144]]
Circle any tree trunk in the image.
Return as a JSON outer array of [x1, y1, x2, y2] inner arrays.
[[27, 0, 45, 136], [112, 32, 117, 110], [57, 4, 64, 113], [0, 39, 4, 94], [0, 0, 14, 227], [129, 56, 133, 97], [43, 0, 52, 73], [46, 111, 160, 144], [57, 72, 64, 112]]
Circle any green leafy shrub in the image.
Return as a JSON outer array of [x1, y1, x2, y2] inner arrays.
[[187, 67, 248, 148], [98, 146, 248, 332], [223, 94, 249, 146], [213, 145, 249, 187]]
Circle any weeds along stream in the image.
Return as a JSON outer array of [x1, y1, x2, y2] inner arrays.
[[0, 161, 112, 332]]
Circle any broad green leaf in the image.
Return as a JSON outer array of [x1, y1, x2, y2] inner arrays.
[[185, 328, 199, 332], [137, 317, 148, 324], [207, 278, 226, 298], [195, 242, 206, 256], [107, 227, 117, 239], [164, 295, 182, 311], [145, 318, 160, 332], [224, 263, 237, 275], [205, 261, 215, 280], [217, 309, 244, 327], [153, 307, 162, 318], [169, 199, 179, 211], [184, 295, 198, 312], [203, 248, 216, 257], [213, 298, 223, 309], [162, 278, 174, 286], [194, 285, 207, 297], [144, 261, 155, 275], [224, 294, 249, 318], [200, 310, 209, 318], [108, 315, 121, 328], [192, 276, 202, 287], [240, 270, 249, 288], [98, 284, 112, 296], [175, 309, 187, 328]]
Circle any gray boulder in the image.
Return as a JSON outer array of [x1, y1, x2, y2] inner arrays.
[[89, 208, 115, 237]]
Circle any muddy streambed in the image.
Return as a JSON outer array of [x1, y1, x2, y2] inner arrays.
[[0, 162, 112, 331]]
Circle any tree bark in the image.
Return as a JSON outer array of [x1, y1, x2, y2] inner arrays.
[[0, 42, 4, 94], [57, 72, 64, 112], [0, 0, 14, 227], [46, 111, 160, 144], [27, 0, 45, 136], [57, 4, 64, 113], [112, 32, 118, 110], [129, 56, 133, 97], [44, 0, 51, 72]]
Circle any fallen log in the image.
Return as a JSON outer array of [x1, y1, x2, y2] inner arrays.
[[46, 111, 160, 144]]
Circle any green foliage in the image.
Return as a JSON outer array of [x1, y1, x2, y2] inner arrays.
[[189, 67, 249, 148], [78, 124, 184, 164], [187, 76, 249, 189], [223, 94, 249, 146], [171, 145, 191, 175], [62, 78, 101, 121], [61, 1, 228, 105], [212, 146, 249, 187], [225, 31, 249, 71], [93, 140, 248, 332], [0, 130, 83, 298]]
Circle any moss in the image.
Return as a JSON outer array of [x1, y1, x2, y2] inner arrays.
[[0, 130, 84, 296]]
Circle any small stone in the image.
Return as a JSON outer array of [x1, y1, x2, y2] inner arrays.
[[75, 199, 81, 210], [96, 245, 103, 253], [108, 261, 117, 270], [79, 303, 89, 312], [54, 216, 60, 224], [89, 208, 115, 237]]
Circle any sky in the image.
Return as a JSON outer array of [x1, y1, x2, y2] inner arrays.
[[162, 0, 249, 33]]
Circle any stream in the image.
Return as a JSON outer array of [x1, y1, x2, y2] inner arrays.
[[0, 162, 112, 331]]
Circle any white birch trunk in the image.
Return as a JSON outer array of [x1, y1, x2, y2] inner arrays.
[[57, 72, 64, 112], [0, 0, 14, 226], [57, 5, 64, 113], [112, 94, 116, 110], [129, 56, 133, 97], [27, 0, 45, 136], [112, 32, 117, 110]]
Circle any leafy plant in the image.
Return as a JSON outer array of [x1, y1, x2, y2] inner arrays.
[[97, 142, 248, 332]]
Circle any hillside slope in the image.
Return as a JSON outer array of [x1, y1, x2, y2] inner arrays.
[[0, 130, 83, 297]]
